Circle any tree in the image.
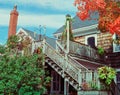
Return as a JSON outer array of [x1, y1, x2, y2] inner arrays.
[[0, 50, 50, 95], [74, 0, 120, 35], [7, 35, 19, 50], [0, 35, 51, 95], [0, 45, 6, 54]]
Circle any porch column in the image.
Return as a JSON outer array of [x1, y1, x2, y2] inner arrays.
[[77, 69, 82, 95], [64, 80, 69, 95], [64, 79, 67, 95], [86, 71, 92, 82], [77, 91, 81, 95], [95, 71, 101, 90], [66, 14, 71, 53]]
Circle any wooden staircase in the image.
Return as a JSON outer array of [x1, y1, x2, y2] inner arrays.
[[43, 40, 96, 92], [33, 39, 111, 95]]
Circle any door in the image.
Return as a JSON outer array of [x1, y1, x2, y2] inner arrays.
[[87, 37, 95, 48], [51, 71, 61, 94]]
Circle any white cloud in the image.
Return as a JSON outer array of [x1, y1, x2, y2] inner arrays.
[[7, 0, 76, 11], [0, 9, 66, 28], [18, 14, 66, 28], [0, 9, 10, 26], [0, 0, 76, 28]]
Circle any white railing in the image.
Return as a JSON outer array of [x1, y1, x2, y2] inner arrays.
[[69, 41, 99, 60], [44, 41, 94, 84], [44, 42, 79, 81], [57, 40, 100, 60]]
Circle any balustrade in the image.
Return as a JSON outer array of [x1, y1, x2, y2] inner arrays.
[[32, 40, 103, 91], [57, 40, 100, 60]]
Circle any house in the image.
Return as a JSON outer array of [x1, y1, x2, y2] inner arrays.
[[8, 5, 119, 95], [54, 14, 120, 94], [16, 15, 117, 95]]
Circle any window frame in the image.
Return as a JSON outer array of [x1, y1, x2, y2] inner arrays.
[[85, 34, 97, 46]]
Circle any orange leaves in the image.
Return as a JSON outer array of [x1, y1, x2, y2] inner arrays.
[[96, 0, 106, 9], [108, 16, 120, 35], [74, 0, 106, 21], [74, 0, 120, 35], [77, 10, 89, 21]]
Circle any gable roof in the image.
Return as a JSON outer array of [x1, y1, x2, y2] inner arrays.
[[54, 14, 98, 35], [17, 28, 56, 48]]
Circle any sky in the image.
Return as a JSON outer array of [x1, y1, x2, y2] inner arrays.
[[0, 0, 77, 44]]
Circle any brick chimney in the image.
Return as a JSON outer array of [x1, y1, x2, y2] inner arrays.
[[8, 5, 19, 38]]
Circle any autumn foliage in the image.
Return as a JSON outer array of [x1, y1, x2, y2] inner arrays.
[[74, 0, 120, 35]]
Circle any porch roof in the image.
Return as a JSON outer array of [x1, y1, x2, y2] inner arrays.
[[75, 58, 103, 70]]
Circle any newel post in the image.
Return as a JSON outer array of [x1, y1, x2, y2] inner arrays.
[[77, 69, 82, 95], [66, 14, 71, 54]]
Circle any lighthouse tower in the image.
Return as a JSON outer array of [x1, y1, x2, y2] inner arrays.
[[8, 5, 19, 38]]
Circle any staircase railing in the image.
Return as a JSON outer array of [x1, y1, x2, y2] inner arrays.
[[44, 42, 79, 81], [44, 41, 95, 88], [57, 40, 100, 60], [70, 41, 100, 59], [110, 80, 120, 95]]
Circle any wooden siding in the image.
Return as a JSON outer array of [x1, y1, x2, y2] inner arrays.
[[97, 32, 112, 50], [74, 32, 112, 51], [74, 36, 85, 44]]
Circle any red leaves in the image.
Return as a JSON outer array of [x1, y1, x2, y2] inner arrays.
[[108, 16, 120, 35], [96, 0, 106, 9], [77, 10, 89, 21], [74, 0, 120, 35], [74, 0, 107, 21]]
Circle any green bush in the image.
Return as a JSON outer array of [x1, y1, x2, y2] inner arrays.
[[98, 66, 116, 85], [0, 53, 51, 94]]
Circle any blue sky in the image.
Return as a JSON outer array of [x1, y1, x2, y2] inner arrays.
[[0, 0, 77, 44]]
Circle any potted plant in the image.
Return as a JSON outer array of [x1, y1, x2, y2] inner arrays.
[[81, 82, 90, 90], [97, 47, 104, 55], [98, 66, 116, 85]]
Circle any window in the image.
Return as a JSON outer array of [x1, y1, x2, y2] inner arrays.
[[112, 33, 120, 52], [87, 37, 95, 48], [85, 34, 97, 48]]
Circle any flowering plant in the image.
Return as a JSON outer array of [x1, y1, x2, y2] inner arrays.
[[81, 82, 90, 90], [98, 66, 116, 85]]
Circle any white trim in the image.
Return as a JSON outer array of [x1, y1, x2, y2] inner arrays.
[[116, 69, 120, 72], [54, 24, 98, 38], [16, 28, 28, 35], [73, 24, 98, 33], [16, 28, 34, 42], [85, 34, 97, 46], [112, 33, 120, 52]]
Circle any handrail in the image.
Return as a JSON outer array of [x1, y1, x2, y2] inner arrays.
[[56, 40, 68, 54], [44, 42, 79, 81], [69, 41, 100, 60], [68, 55, 90, 72], [56, 40, 90, 72], [44, 42, 93, 83]]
